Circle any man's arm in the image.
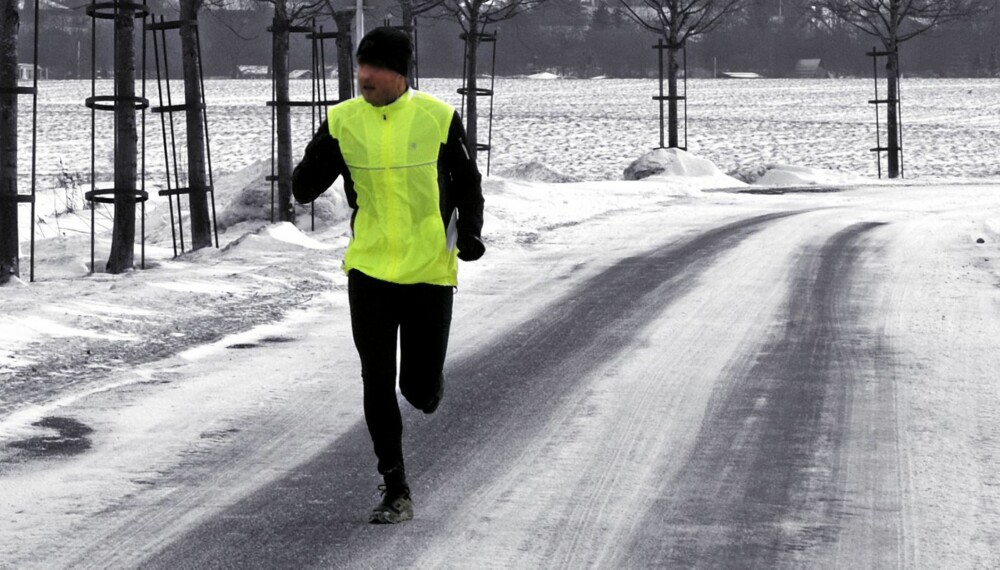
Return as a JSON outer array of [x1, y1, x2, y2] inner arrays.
[[292, 119, 345, 204], [442, 111, 485, 261]]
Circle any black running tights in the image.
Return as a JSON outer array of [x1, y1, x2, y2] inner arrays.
[[347, 270, 453, 477]]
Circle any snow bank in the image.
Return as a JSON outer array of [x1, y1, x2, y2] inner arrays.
[[496, 161, 581, 183], [220, 222, 336, 255], [0, 313, 137, 372], [526, 72, 561, 80], [720, 71, 764, 79], [32, 249, 92, 279], [732, 163, 866, 187], [0, 316, 135, 343], [213, 160, 352, 231], [623, 148, 745, 189]]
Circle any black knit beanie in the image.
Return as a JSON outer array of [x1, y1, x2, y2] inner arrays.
[[357, 27, 412, 77]]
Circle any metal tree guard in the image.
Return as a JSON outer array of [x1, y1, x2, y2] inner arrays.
[[84, 0, 150, 272], [867, 46, 904, 179], [0, 0, 40, 281], [458, 30, 497, 175], [653, 38, 688, 150], [267, 18, 347, 230], [306, 18, 353, 129], [148, 14, 219, 256]]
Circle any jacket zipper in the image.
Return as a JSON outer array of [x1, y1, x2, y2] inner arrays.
[[382, 109, 401, 277]]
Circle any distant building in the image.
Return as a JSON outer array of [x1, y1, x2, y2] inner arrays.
[[17, 63, 48, 81], [237, 65, 269, 79], [794, 59, 832, 78]]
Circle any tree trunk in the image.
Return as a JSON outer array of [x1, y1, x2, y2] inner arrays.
[[272, 5, 294, 223], [107, 6, 138, 274], [399, 1, 413, 35], [0, 0, 19, 284], [463, 25, 480, 162], [881, 0, 901, 179], [180, 0, 212, 249], [885, 49, 900, 179], [399, 0, 416, 83], [667, 40, 680, 149], [333, 10, 353, 102]]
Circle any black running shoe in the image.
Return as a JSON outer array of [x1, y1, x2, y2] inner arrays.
[[369, 485, 413, 524]]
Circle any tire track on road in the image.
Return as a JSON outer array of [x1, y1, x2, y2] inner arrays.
[[626, 221, 900, 567], [118, 211, 806, 569]]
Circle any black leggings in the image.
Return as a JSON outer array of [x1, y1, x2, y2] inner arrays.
[[348, 270, 453, 476]]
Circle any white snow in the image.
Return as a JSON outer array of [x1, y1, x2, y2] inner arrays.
[[146, 279, 248, 294], [0, 314, 137, 370], [495, 161, 581, 183], [721, 71, 764, 79], [526, 72, 561, 80], [624, 147, 746, 189], [0, 316, 135, 342], [750, 163, 867, 186], [2, 78, 1000, 567], [15, 77, 1000, 190]]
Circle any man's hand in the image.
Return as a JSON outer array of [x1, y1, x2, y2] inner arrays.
[[457, 235, 485, 262]]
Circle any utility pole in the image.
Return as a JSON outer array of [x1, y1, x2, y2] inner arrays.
[[354, 0, 364, 53]]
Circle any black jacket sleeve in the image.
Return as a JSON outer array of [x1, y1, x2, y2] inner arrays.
[[442, 111, 485, 262], [292, 119, 346, 204]]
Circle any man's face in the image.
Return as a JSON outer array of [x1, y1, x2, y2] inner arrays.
[[357, 64, 406, 107]]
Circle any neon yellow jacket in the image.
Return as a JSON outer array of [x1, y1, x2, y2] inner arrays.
[[292, 89, 485, 286]]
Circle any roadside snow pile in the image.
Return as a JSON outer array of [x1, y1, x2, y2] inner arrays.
[[623, 148, 745, 189], [731, 163, 867, 186], [214, 160, 351, 231], [727, 164, 771, 184], [220, 222, 336, 255], [496, 161, 581, 183], [0, 315, 121, 368]]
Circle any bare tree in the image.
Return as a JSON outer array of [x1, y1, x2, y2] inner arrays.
[[439, 0, 548, 161], [394, 0, 443, 81], [620, 0, 746, 149], [805, 0, 993, 178], [106, 3, 140, 273], [0, 0, 18, 284], [331, 9, 354, 101], [179, 0, 213, 249], [256, 0, 324, 222]]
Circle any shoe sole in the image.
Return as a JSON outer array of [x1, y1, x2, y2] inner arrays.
[[369, 509, 414, 524]]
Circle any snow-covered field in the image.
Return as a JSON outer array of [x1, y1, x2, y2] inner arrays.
[[2, 77, 1000, 566], [13, 77, 1000, 245], [13, 77, 1000, 188]]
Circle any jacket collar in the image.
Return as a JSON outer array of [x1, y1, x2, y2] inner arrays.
[[370, 88, 414, 118]]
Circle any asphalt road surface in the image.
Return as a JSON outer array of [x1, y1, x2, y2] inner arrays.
[[57, 208, 926, 568]]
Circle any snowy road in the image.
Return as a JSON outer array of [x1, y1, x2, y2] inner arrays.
[[3, 180, 1000, 568], [136, 212, 807, 568]]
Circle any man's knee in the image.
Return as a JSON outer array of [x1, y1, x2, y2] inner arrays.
[[399, 371, 443, 408]]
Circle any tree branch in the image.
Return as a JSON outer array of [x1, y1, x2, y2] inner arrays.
[[812, 0, 993, 45]]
